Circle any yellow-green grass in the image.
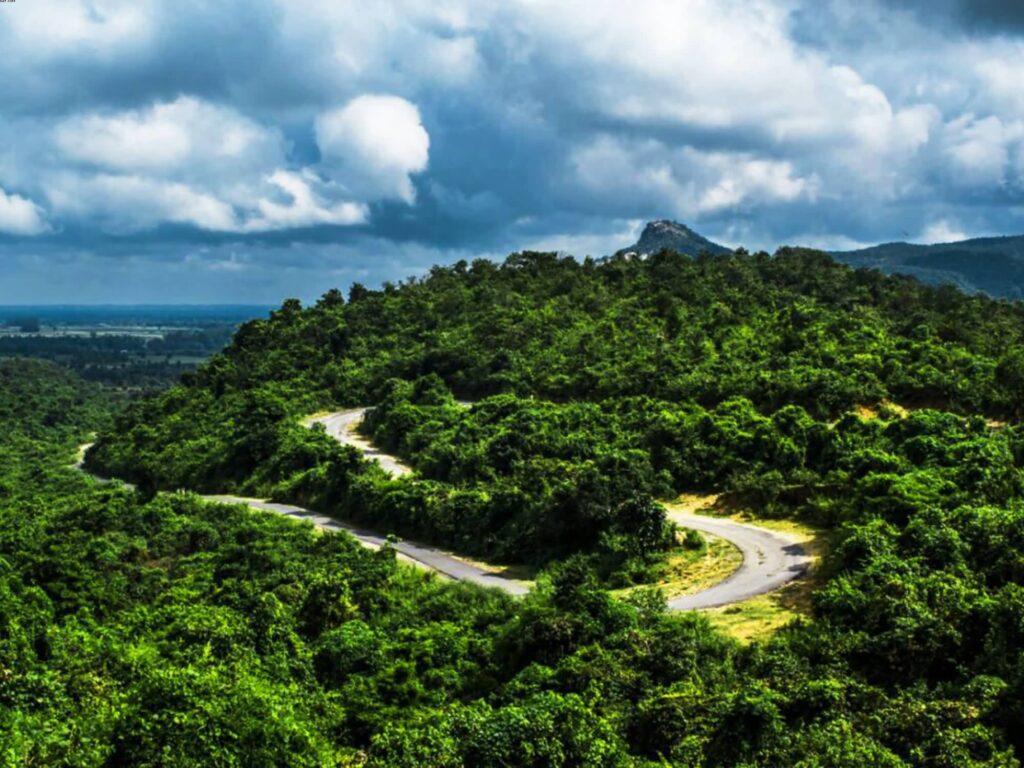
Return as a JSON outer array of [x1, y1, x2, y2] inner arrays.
[[445, 551, 536, 583], [702, 580, 813, 643], [613, 532, 742, 602], [853, 400, 1005, 429], [664, 492, 829, 643], [299, 410, 335, 426]]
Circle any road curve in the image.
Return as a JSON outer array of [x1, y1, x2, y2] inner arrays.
[[665, 512, 811, 610], [78, 407, 811, 608], [204, 496, 529, 595], [75, 440, 529, 596], [309, 408, 811, 609], [308, 409, 412, 477]]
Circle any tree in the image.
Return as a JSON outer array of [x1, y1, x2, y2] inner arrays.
[[615, 494, 671, 555]]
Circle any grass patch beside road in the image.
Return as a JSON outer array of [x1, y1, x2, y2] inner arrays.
[[614, 532, 742, 602], [703, 572, 815, 643], [664, 493, 829, 643]]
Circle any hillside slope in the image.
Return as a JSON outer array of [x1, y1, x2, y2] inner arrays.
[[832, 235, 1024, 298], [88, 247, 1024, 567], [80, 247, 1024, 762], [619, 219, 1024, 299]]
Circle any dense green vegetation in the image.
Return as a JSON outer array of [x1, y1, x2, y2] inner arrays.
[[3, 367, 1021, 767], [91, 249, 1024, 421], [90, 249, 1024, 567], [13, 248, 1024, 763]]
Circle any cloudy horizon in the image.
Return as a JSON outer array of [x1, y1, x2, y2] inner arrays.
[[2, 0, 1024, 303]]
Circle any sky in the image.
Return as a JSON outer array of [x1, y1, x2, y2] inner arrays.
[[2, 0, 1024, 303]]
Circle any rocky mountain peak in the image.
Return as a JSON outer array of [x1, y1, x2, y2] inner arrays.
[[621, 219, 732, 257]]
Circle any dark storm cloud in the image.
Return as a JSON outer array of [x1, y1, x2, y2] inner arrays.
[[888, 0, 1024, 32], [2, 0, 1024, 301]]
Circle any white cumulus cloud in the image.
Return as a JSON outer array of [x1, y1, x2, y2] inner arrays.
[[315, 94, 430, 204], [44, 173, 238, 233], [33, 95, 425, 233], [942, 114, 1024, 187], [54, 97, 288, 181], [3, 0, 1024, 260], [242, 170, 368, 232], [919, 219, 968, 244], [3, 0, 154, 59], [570, 136, 819, 219], [0, 187, 49, 236]]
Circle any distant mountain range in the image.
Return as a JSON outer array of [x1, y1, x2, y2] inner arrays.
[[619, 220, 1024, 299], [831, 237, 1024, 299]]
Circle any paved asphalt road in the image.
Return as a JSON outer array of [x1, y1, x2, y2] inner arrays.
[[77, 433, 529, 596], [307, 408, 810, 608], [203, 495, 530, 595], [664, 511, 811, 610], [308, 409, 412, 476], [78, 407, 810, 608]]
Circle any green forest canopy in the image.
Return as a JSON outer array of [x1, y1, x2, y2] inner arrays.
[[90, 247, 1024, 569], [8, 246, 1024, 764]]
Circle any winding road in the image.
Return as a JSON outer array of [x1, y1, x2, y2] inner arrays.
[[308, 408, 811, 609], [309, 410, 413, 477], [663, 513, 810, 610], [79, 407, 810, 609], [203, 496, 530, 595]]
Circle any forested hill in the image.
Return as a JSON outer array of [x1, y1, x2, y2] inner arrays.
[[107, 247, 1024, 417], [76, 247, 1024, 762], [618, 219, 1024, 299], [832, 234, 1024, 298], [0, 358, 112, 443], [89, 246, 1024, 568]]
